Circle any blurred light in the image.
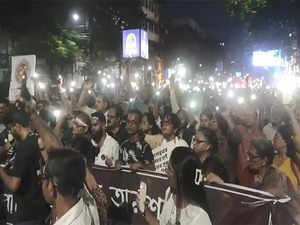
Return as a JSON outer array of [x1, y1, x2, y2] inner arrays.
[[148, 66, 152, 71], [88, 90, 92, 95], [53, 109, 61, 118], [33, 72, 39, 78], [156, 91, 160, 96], [216, 106, 220, 111], [227, 90, 234, 98], [199, 64, 202, 67], [266, 85, 271, 90], [71, 81, 76, 87], [102, 78, 107, 85], [72, 13, 79, 21], [60, 88, 66, 93], [190, 101, 196, 109], [177, 57, 180, 61], [120, 76, 124, 80], [237, 97, 245, 104], [69, 87, 74, 92], [38, 82, 46, 90], [151, 82, 155, 87], [135, 73, 139, 79], [110, 83, 115, 88], [289, 33, 293, 37], [97, 70, 102, 75], [130, 98, 134, 103], [178, 65, 186, 77], [251, 94, 257, 100], [209, 76, 214, 82]]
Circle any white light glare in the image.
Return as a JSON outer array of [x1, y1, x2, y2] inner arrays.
[[178, 65, 186, 78], [209, 76, 214, 82], [148, 66, 152, 71], [73, 13, 79, 21], [88, 90, 92, 95], [251, 94, 256, 100], [71, 81, 76, 87], [33, 72, 39, 78], [70, 87, 74, 92], [97, 70, 102, 75], [227, 90, 234, 98], [216, 106, 220, 111], [156, 91, 160, 96], [135, 73, 139, 79], [237, 97, 245, 104], [190, 101, 196, 109], [102, 78, 107, 85], [53, 109, 61, 118], [38, 82, 46, 90]]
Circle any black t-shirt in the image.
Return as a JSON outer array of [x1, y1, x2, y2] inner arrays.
[[2, 134, 50, 224], [119, 139, 153, 165], [109, 126, 129, 146], [203, 155, 229, 183]]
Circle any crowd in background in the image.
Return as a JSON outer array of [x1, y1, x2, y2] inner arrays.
[[0, 77, 299, 225]]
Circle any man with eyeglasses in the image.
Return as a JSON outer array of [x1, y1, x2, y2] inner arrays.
[[115, 110, 154, 171], [0, 110, 50, 225], [106, 105, 128, 145]]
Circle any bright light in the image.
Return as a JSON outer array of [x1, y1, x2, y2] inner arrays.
[[199, 64, 202, 67], [151, 82, 155, 87], [53, 109, 61, 118], [97, 70, 102, 75], [289, 33, 293, 37], [72, 13, 79, 21], [156, 91, 160, 96], [88, 90, 92, 95], [102, 78, 107, 85], [209, 76, 214, 82], [276, 75, 297, 98], [60, 88, 66, 93], [38, 82, 46, 90], [71, 81, 76, 87], [227, 90, 234, 98], [178, 65, 186, 78], [251, 94, 257, 100], [130, 98, 134, 103], [237, 97, 245, 104], [148, 66, 152, 71], [110, 83, 115, 88], [266, 85, 271, 90], [135, 73, 139, 79], [33, 72, 39, 78], [70, 87, 74, 92], [190, 101, 196, 109], [216, 106, 220, 111]]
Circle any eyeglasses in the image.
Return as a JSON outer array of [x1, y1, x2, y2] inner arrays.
[[193, 137, 207, 144]]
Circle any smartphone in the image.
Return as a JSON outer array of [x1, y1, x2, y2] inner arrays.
[[138, 181, 147, 213]]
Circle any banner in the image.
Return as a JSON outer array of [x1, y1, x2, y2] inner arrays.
[[9, 55, 36, 101], [93, 166, 291, 225]]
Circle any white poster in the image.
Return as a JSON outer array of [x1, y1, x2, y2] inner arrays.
[[152, 138, 188, 173], [9, 55, 36, 101]]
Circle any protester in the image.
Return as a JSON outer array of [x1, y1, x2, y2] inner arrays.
[[142, 113, 163, 149], [129, 84, 153, 114], [247, 137, 300, 225], [200, 108, 214, 129], [42, 149, 99, 225], [272, 125, 300, 191], [152, 113, 188, 173], [0, 110, 50, 225], [91, 111, 119, 167], [177, 109, 195, 146], [140, 147, 212, 225], [116, 110, 154, 170], [193, 127, 229, 183], [106, 104, 128, 145]]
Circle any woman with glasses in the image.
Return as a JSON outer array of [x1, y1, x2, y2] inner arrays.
[[140, 147, 212, 225], [193, 127, 229, 183]]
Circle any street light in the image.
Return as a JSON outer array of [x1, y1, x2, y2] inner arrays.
[[72, 13, 79, 22]]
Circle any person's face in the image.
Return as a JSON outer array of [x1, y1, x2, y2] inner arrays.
[[167, 161, 176, 193], [162, 115, 176, 139], [273, 132, 287, 154], [10, 123, 21, 140], [72, 120, 88, 136], [193, 131, 210, 153], [248, 145, 267, 175], [141, 115, 152, 134], [209, 118, 218, 131], [271, 106, 285, 126], [91, 120, 104, 142], [107, 108, 119, 129], [177, 111, 187, 128], [0, 103, 8, 122], [200, 114, 210, 128], [126, 113, 140, 135], [95, 98, 107, 112], [240, 110, 257, 127], [41, 167, 55, 205]]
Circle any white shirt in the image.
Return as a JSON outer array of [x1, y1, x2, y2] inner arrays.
[[152, 137, 188, 173], [94, 134, 119, 167], [160, 189, 211, 225], [54, 198, 99, 225]]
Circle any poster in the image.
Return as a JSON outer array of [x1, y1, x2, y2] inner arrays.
[[9, 55, 36, 101], [122, 29, 148, 59]]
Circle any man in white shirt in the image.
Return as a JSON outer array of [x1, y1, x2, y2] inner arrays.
[[91, 111, 119, 167], [42, 149, 99, 225], [153, 113, 188, 173]]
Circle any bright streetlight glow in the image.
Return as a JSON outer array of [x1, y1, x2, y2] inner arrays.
[[73, 13, 79, 21]]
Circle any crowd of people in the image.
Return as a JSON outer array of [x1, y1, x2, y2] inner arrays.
[[0, 77, 299, 225]]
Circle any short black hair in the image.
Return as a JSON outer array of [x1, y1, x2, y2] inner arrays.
[[197, 127, 218, 155], [128, 109, 142, 123], [11, 109, 30, 127], [164, 112, 181, 129], [91, 111, 106, 124], [47, 149, 86, 198], [251, 137, 275, 165], [109, 104, 123, 119], [200, 108, 214, 121]]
